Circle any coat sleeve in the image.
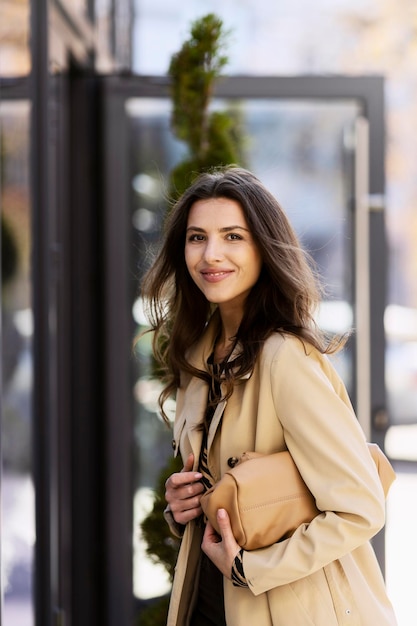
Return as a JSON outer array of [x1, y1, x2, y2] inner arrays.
[[163, 505, 185, 539], [243, 336, 386, 596]]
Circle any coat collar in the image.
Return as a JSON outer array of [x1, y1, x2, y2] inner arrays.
[[175, 310, 252, 460], [187, 309, 251, 380]]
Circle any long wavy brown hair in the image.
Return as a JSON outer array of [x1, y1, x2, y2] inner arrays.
[[140, 166, 346, 423]]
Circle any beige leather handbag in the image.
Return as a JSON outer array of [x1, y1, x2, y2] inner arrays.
[[200, 443, 396, 550]]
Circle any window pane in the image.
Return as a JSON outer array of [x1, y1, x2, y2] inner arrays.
[[0, 1, 31, 77], [127, 96, 361, 613], [1, 100, 34, 626], [96, 0, 133, 71]]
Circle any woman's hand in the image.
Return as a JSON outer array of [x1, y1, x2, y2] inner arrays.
[[202, 508, 241, 579], [165, 453, 204, 525]]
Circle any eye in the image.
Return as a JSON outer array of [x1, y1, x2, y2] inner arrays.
[[187, 233, 205, 242], [226, 233, 243, 241]]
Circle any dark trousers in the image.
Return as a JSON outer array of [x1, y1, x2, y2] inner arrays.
[[189, 552, 227, 626]]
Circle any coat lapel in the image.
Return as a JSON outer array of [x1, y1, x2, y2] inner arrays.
[[175, 309, 252, 463]]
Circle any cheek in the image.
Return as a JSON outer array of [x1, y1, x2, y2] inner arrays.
[[250, 252, 263, 280], [184, 247, 195, 275]]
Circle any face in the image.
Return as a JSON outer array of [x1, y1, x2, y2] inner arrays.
[[185, 197, 262, 316]]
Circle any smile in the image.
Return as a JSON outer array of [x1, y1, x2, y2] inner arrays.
[[203, 271, 229, 276], [201, 270, 233, 282]]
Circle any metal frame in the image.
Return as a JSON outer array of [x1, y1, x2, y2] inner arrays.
[[101, 74, 387, 594], [30, 2, 113, 626], [66, 70, 107, 626], [0, 77, 31, 99], [354, 117, 371, 439], [31, 2, 55, 624], [106, 74, 385, 194], [100, 83, 135, 626]]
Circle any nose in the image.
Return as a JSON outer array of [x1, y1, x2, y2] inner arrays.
[[203, 237, 224, 263]]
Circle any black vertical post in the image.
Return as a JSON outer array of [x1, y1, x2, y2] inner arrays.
[[67, 68, 106, 626], [101, 82, 134, 626], [30, 0, 53, 624]]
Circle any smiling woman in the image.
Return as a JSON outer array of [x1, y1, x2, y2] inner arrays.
[[139, 165, 397, 626]]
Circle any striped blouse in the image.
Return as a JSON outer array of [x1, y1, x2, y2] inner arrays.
[[198, 356, 248, 589]]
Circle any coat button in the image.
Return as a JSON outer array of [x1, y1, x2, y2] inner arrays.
[[171, 439, 176, 450], [227, 457, 239, 468]]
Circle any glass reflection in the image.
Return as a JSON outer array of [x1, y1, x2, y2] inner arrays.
[[0, 0, 31, 77], [127, 96, 361, 609], [1, 100, 34, 625]]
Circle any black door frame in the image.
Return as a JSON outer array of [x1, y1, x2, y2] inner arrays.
[[29, 2, 109, 626], [100, 74, 387, 621]]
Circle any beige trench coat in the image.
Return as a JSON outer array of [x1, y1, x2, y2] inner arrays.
[[166, 317, 397, 626]]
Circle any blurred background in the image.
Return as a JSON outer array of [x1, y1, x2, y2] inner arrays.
[[1, 0, 416, 625]]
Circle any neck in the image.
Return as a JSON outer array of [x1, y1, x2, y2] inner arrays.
[[214, 309, 241, 363], [213, 336, 235, 363]]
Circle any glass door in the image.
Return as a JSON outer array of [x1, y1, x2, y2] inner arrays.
[[101, 75, 386, 624], [129, 94, 364, 607]]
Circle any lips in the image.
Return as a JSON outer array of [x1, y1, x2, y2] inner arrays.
[[200, 269, 233, 283]]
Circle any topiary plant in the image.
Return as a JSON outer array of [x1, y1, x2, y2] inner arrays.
[[168, 13, 245, 199]]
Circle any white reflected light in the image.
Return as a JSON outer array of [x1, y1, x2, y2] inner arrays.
[[132, 172, 160, 198], [133, 487, 171, 599], [13, 309, 34, 337], [132, 297, 149, 326], [385, 304, 417, 341], [133, 377, 176, 423], [134, 377, 161, 412], [385, 425, 417, 462], [132, 207, 156, 232], [315, 300, 353, 334], [132, 296, 170, 327]]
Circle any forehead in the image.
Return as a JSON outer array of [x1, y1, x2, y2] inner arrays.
[[187, 197, 248, 227]]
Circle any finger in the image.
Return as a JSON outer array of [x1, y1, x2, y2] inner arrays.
[[216, 508, 235, 542], [165, 474, 203, 514], [171, 489, 204, 522], [168, 489, 203, 513], [182, 453, 195, 473], [167, 470, 203, 491], [166, 452, 202, 490]]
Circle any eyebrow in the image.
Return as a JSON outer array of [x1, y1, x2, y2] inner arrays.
[[186, 225, 250, 233]]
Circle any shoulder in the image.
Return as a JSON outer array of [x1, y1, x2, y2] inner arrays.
[[261, 332, 318, 364], [255, 333, 354, 420], [260, 332, 346, 392]]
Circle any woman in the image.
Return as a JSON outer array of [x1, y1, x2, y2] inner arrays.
[[141, 166, 397, 625]]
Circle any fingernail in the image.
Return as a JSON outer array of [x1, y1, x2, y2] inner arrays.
[[218, 508, 226, 519], [194, 473, 202, 479]]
